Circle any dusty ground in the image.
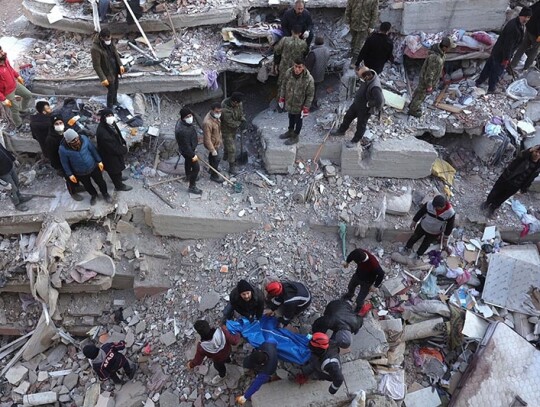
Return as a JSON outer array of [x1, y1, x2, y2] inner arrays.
[[0, 0, 23, 36]]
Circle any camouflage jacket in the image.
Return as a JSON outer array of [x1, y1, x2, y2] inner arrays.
[[419, 44, 445, 89], [279, 68, 315, 114], [221, 97, 245, 134], [345, 0, 379, 33], [274, 36, 308, 79]]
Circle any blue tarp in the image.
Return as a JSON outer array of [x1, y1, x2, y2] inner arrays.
[[227, 316, 311, 365]]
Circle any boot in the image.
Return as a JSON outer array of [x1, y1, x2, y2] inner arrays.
[[331, 128, 345, 136], [279, 129, 294, 139], [71, 193, 84, 202], [284, 133, 299, 145], [90, 195, 98, 206], [210, 175, 224, 184], [115, 183, 133, 191], [229, 163, 239, 175], [18, 195, 33, 203], [103, 193, 113, 204], [15, 203, 29, 212], [188, 185, 203, 195]]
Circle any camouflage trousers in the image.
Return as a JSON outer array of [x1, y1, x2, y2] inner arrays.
[[350, 30, 369, 62], [222, 131, 236, 164], [408, 84, 428, 115]]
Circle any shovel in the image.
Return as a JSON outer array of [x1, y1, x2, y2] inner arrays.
[[236, 130, 248, 165], [199, 157, 243, 193]]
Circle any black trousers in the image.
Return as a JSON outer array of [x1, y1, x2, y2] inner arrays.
[[288, 113, 303, 135], [183, 154, 200, 186], [214, 360, 227, 378], [208, 151, 221, 177], [78, 167, 108, 197], [312, 83, 321, 108], [345, 273, 374, 311], [485, 178, 520, 211], [106, 76, 119, 108], [476, 56, 505, 92], [405, 224, 439, 256], [109, 356, 134, 384], [340, 104, 370, 142], [108, 172, 124, 189]]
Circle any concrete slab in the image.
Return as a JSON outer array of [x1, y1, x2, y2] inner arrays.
[[114, 381, 146, 407], [404, 386, 441, 407], [345, 314, 388, 361], [251, 359, 376, 407]]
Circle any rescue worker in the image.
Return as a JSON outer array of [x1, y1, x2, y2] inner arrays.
[[355, 22, 394, 74], [175, 107, 202, 194], [278, 58, 315, 146], [30, 100, 52, 158], [83, 341, 136, 384], [221, 92, 246, 176], [236, 337, 278, 405], [331, 66, 384, 148], [280, 0, 314, 46], [311, 299, 363, 349], [265, 280, 311, 326], [305, 35, 331, 110], [512, 2, 540, 71], [0, 143, 32, 212], [408, 37, 455, 118], [274, 26, 308, 87], [405, 195, 456, 258], [345, 0, 379, 67], [222, 279, 265, 323], [203, 102, 224, 183], [342, 248, 385, 313]]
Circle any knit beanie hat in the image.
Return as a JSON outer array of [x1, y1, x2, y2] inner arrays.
[[237, 279, 253, 294], [520, 7, 532, 17], [180, 107, 193, 119], [64, 128, 79, 143], [83, 344, 99, 359]]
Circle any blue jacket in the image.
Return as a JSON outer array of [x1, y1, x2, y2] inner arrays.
[[59, 135, 102, 177], [244, 338, 278, 399]]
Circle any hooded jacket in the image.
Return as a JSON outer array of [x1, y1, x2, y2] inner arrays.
[[59, 134, 102, 177], [190, 326, 240, 366], [0, 57, 19, 101], [497, 147, 540, 191], [90, 34, 122, 83], [91, 341, 127, 381], [345, 0, 379, 33], [491, 17, 525, 63], [0, 144, 15, 176], [228, 283, 265, 320], [413, 200, 455, 236], [96, 111, 127, 174], [306, 44, 331, 83], [202, 111, 222, 152], [279, 67, 315, 114], [312, 299, 363, 335], [269, 281, 311, 324], [175, 118, 198, 159], [221, 97, 246, 135], [419, 44, 446, 89]]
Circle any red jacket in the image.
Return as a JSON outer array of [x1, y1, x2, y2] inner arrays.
[[190, 326, 240, 366], [0, 59, 19, 101]]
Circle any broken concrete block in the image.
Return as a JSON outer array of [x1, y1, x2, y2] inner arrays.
[[13, 380, 30, 395], [125, 329, 135, 348], [114, 381, 146, 407], [23, 391, 58, 406], [77, 253, 116, 277], [386, 189, 412, 216], [95, 391, 115, 407], [83, 383, 101, 407], [403, 318, 445, 341], [159, 391, 179, 407], [379, 318, 403, 334], [381, 277, 407, 297], [346, 315, 389, 360], [404, 386, 441, 407], [160, 331, 177, 347], [526, 101, 540, 122], [6, 364, 28, 385], [37, 371, 48, 382], [198, 291, 220, 311], [63, 372, 79, 391]]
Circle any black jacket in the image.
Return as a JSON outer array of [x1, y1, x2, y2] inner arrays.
[[228, 284, 265, 320], [356, 32, 394, 74], [346, 248, 385, 287], [302, 343, 343, 394], [352, 72, 384, 114], [268, 281, 311, 325], [498, 148, 540, 191], [175, 119, 198, 160], [526, 2, 540, 38], [281, 8, 313, 37], [0, 144, 15, 176], [91, 342, 127, 381], [30, 113, 52, 152], [96, 120, 127, 175], [312, 300, 363, 335], [45, 128, 64, 171], [492, 17, 525, 63]]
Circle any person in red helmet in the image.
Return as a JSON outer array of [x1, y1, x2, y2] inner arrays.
[[265, 280, 311, 326], [296, 333, 344, 394]]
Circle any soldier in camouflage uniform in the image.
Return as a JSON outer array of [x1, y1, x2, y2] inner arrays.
[[274, 26, 308, 88], [221, 92, 246, 175], [408, 37, 454, 118], [278, 58, 315, 145], [345, 0, 379, 68]]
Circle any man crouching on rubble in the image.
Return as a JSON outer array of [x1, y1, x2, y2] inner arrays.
[[83, 341, 136, 384]]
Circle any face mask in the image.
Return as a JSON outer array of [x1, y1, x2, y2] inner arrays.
[[184, 116, 193, 124], [104, 40, 112, 46], [54, 124, 64, 133], [212, 112, 221, 119], [106, 116, 115, 125]]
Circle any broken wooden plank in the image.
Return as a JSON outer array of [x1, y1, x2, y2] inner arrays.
[[436, 102, 463, 114]]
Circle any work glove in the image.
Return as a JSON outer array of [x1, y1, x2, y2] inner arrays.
[[236, 395, 247, 405], [329, 384, 338, 395], [101, 79, 110, 87], [1, 99, 12, 107], [300, 106, 309, 119], [294, 373, 309, 385], [211, 150, 218, 157], [98, 162, 104, 172], [186, 361, 193, 369], [14, 160, 20, 167], [278, 97, 285, 109], [120, 66, 125, 75], [426, 87, 433, 93], [409, 221, 416, 230], [17, 76, 24, 85], [69, 175, 78, 184], [192, 155, 198, 162], [303, 30, 310, 39], [501, 59, 510, 68]]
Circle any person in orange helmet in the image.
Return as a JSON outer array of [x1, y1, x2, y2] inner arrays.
[[264, 280, 311, 326]]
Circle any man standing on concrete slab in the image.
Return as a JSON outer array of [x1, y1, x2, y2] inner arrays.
[[311, 299, 363, 349], [355, 22, 394, 74], [30, 100, 52, 158], [297, 333, 344, 395], [476, 8, 530, 93], [305, 35, 331, 110], [342, 247, 385, 313], [278, 58, 315, 146], [345, 0, 379, 68], [222, 279, 265, 323], [280, 0, 314, 46], [175, 107, 203, 195], [481, 145, 540, 218], [187, 320, 241, 385], [237, 336, 278, 405], [0, 46, 32, 130], [203, 102, 225, 183], [91, 28, 125, 108], [0, 143, 33, 212], [45, 115, 84, 201], [274, 26, 308, 88], [408, 37, 455, 118], [405, 195, 455, 257], [96, 109, 133, 192], [512, 3, 540, 71], [59, 129, 112, 206], [83, 341, 136, 384], [265, 280, 311, 326], [221, 92, 246, 176], [331, 67, 384, 148]]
